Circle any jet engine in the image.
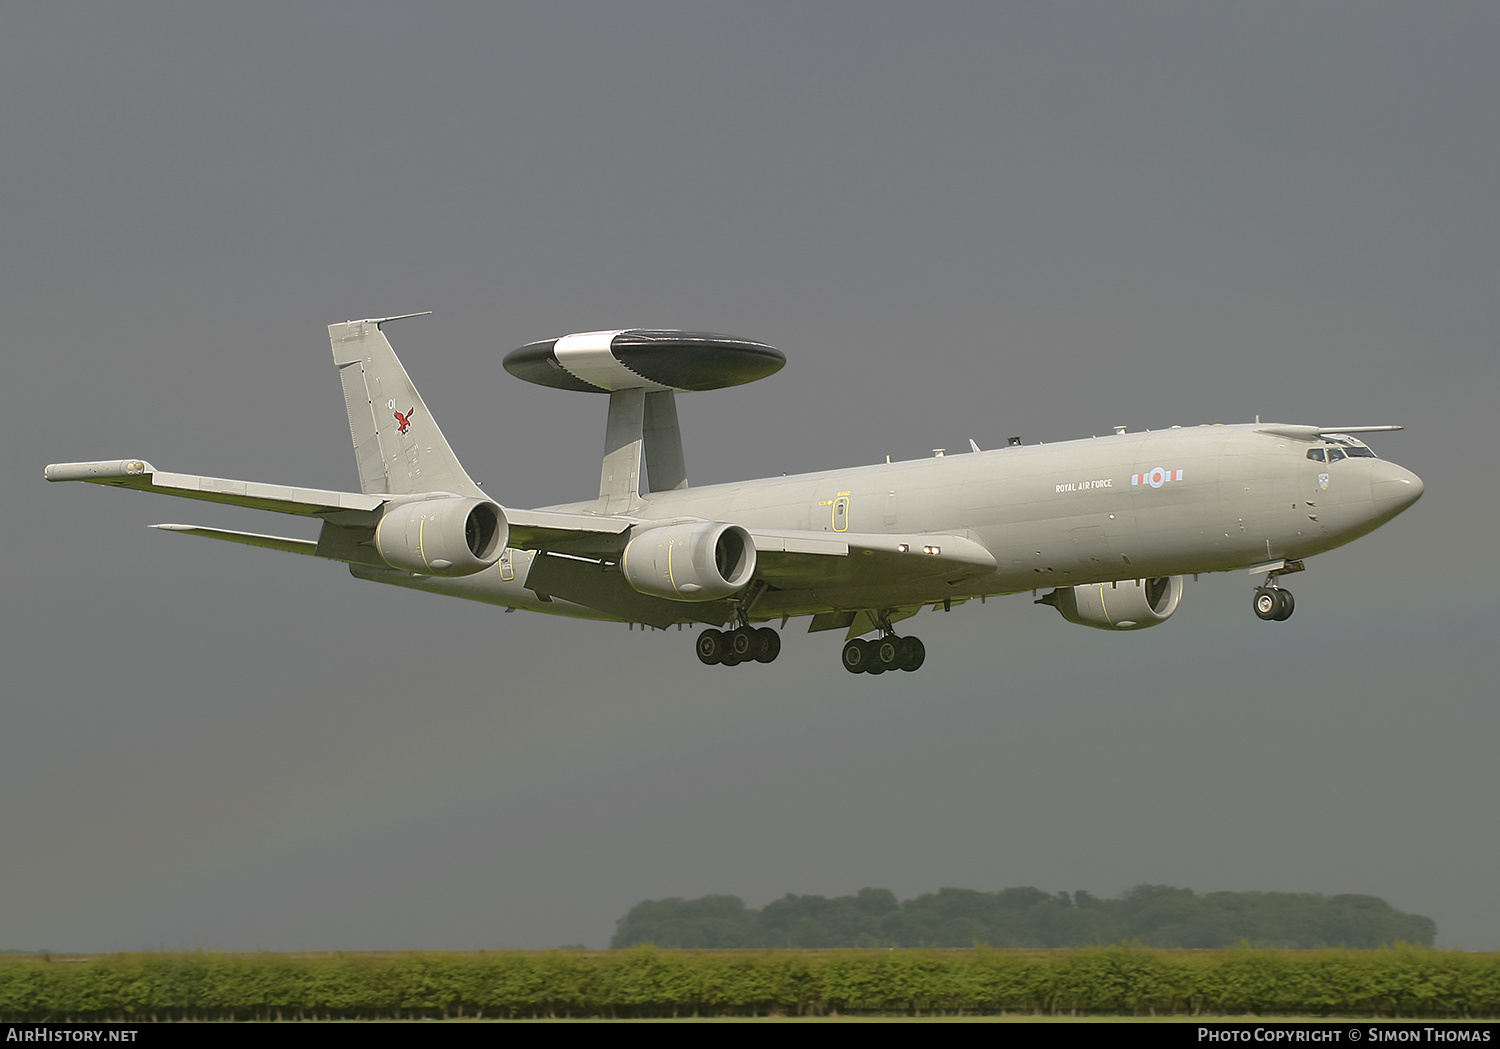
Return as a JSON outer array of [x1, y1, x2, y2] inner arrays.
[[621, 521, 756, 602], [374, 497, 507, 576], [1038, 576, 1184, 630]]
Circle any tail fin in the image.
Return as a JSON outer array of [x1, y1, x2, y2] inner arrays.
[[328, 315, 484, 498]]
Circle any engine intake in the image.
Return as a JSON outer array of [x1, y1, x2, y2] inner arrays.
[[1039, 576, 1184, 630], [621, 522, 756, 602], [374, 497, 507, 576]]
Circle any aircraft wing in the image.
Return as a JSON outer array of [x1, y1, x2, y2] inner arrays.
[[44, 460, 382, 519], [45, 460, 994, 594], [1255, 425, 1404, 440], [504, 508, 633, 555], [43, 460, 640, 534], [749, 528, 997, 587], [45, 458, 645, 561], [509, 526, 997, 633], [149, 523, 320, 556]]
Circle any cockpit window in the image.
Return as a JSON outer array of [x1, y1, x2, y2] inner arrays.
[[1326, 448, 1346, 463], [1307, 448, 1325, 462], [1322, 433, 1379, 458]]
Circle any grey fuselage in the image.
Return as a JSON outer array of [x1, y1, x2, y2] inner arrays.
[[357, 423, 1423, 624]]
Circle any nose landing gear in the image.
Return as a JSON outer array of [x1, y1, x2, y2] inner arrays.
[[1251, 559, 1303, 622], [1253, 586, 1295, 621]]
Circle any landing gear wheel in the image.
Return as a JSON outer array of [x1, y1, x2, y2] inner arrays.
[[1273, 588, 1295, 621], [696, 629, 726, 665], [1253, 588, 1280, 621], [729, 625, 757, 662], [753, 627, 782, 663], [897, 636, 926, 672], [842, 638, 871, 674], [845, 635, 926, 674]]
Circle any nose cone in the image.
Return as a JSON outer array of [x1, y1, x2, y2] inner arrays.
[[1371, 462, 1424, 521]]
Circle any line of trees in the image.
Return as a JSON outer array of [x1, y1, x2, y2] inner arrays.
[[2, 946, 1493, 1020], [611, 885, 1436, 950]]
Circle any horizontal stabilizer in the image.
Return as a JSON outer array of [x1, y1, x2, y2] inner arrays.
[[151, 524, 319, 556]]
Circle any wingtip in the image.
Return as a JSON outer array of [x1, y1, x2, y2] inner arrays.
[[45, 459, 155, 482]]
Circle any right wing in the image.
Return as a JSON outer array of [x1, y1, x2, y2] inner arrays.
[[749, 527, 997, 588]]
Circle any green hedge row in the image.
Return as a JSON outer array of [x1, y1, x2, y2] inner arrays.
[[2, 946, 1497, 1021]]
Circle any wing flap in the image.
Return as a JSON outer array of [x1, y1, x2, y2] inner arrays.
[[150, 523, 319, 556], [505, 508, 635, 556], [749, 530, 849, 556], [750, 528, 996, 587], [524, 553, 713, 629]]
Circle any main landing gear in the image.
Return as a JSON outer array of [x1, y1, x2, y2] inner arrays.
[[1252, 559, 1303, 622], [841, 635, 926, 675], [841, 610, 927, 674], [696, 625, 782, 666]]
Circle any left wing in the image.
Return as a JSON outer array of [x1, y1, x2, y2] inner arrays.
[[44, 457, 637, 564], [43, 460, 382, 519], [46, 459, 995, 627]]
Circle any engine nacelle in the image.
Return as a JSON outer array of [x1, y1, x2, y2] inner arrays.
[[621, 522, 756, 602], [1039, 576, 1184, 630], [374, 497, 507, 577]]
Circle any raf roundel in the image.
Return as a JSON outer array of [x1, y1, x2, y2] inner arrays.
[[1132, 467, 1184, 489], [503, 329, 785, 393]]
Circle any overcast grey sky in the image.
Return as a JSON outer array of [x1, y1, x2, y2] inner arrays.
[[5, 2, 1496, 953]]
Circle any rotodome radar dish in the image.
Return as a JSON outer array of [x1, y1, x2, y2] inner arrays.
[[504, 329, 785, 393]]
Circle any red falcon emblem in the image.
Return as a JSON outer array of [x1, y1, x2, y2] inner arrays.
[[394, 407, 416, 434]]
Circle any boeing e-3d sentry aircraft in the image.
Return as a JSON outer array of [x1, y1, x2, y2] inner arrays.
[[45, 314, 1424, 675]]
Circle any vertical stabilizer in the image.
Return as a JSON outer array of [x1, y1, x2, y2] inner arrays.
[[328, 317, 484, 498]]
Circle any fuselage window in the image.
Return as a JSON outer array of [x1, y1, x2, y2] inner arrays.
[[1307, 449, 1326, 462]]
